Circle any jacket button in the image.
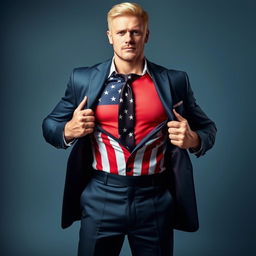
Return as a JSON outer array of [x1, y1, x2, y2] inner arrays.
[[126, 168, 132, 172]]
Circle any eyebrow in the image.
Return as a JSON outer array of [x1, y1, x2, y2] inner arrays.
[[116, 28, 141, 33]]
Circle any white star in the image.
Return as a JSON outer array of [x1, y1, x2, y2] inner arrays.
[[111, 85, 116, 89], [119, 98, 123, 102], [129, 98, 133, 103], [98, 98, 101, 102], [118, 80, 121, 82], [129, 115, 133, 120], [123, 128, 127, 133], [125, 92, 128, 97], [119, 115, 123, 119], [104, 90, 109, 95], [111, 96, 116, 101], [128, 132, 133, 137], [128, 75, 131, 79], [124, 109, 128, 114], [118, 89, 122, 93]]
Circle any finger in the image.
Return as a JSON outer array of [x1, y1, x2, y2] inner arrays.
[[82, 122, 95, 129], [173, 109, 186, 122], [170, 139, 185, 149], [167, 121, 181, 128], [78, 116, 95, 123], [80, 127, 94, 137], [81, 109, 94, 116], [76, 96, 88, 111], [169, 134, 180, 140], [85, 128, 94, 134], [170, 139, 179, 146], [168, 128, 180, 135], [81, 116, 95, 122]]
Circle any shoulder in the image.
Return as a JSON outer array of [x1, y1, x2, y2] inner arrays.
[[147, 59, 186, 74], [69, 58, 112, 86], [147, 59, 188, 89], [147, 60, 191, 103], [72, 58, 111, 77]]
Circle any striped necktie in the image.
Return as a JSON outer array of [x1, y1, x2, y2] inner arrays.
[[117, 73, 140, 151]]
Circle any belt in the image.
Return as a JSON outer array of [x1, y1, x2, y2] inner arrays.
[[92, 169, 168, 187]]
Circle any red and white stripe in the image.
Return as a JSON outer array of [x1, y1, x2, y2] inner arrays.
[[91, 130, 167, 176]]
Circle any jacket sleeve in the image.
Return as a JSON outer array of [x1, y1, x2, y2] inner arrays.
[[182, 72, 217, 157], [42, 70, 78, 149]]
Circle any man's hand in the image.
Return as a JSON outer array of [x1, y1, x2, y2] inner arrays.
[[64, 96, 95, 143], [167, 109, 200, 150]]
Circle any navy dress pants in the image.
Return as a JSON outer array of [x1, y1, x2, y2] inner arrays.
[[78, 171, 174, 256]]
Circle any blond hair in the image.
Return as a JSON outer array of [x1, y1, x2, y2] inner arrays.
[[107, 2, 148, 30]]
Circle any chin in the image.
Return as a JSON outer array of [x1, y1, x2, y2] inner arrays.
[[122, 54, 139, 62], [114, 51, 141, 62]]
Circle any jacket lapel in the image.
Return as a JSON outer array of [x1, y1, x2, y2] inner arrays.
[[87, 59, 174, 121], [87, 59, 112, 109], [147, 60, 174, 120]]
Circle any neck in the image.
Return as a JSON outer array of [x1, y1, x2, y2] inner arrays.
[[114, 56, 144, 75]]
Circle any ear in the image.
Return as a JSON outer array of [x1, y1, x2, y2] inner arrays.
[[107, 30, 113, 45], [144, 30, 150, 43]]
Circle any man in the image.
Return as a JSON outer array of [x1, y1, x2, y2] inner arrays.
[[42, 2, 216, 256]]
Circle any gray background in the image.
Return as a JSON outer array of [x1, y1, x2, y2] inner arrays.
[[1, 0, 255, 255]]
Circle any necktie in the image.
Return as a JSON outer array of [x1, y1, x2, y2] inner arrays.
[[118, 73, 140, 150]]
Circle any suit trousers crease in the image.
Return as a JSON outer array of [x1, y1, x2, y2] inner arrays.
[[78, 175, 174, 256]]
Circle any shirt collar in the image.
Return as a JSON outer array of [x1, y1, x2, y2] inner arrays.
[[108, 57, 149, 78]]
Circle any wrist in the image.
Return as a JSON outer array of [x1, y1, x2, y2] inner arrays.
[[190, 131, 200, 150], [64, 122, 75, 143]]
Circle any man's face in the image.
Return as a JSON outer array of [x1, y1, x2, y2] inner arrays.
[[107, 15, 149, 63]]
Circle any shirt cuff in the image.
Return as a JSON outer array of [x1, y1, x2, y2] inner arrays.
[[189, 145, 202, 155], [63, 133, 76, 147], [189, 132, 203, 157]]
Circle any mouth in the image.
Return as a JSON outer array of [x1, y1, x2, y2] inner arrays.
[[123, 47, 135, 51]]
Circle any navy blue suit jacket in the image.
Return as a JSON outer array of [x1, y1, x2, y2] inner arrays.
[[42, 59, 216, 231]]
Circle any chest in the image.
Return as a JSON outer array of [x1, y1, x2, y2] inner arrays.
[[94, 74, 167, 144], [95, 74, 166, 122]]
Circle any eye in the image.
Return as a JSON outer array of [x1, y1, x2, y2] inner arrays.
[[117, 31, 125, 36], [131, 30, 140, 36]]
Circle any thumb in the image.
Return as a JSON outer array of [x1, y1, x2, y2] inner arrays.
[[173, 108, 186, 122], [76, 96, 88, 111]]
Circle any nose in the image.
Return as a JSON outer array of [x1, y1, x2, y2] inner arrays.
[[124, 32, 133, 44]]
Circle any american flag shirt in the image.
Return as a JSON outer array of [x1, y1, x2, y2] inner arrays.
[[91, 60, 168, 176]]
